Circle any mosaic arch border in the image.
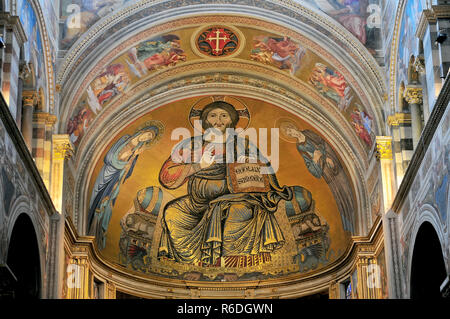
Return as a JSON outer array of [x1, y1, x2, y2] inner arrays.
[[56, 2, 387, 133]]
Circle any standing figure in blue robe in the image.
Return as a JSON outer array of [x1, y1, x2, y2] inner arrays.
[[87, 125, 160, 249], [283, 125, 356, 233]]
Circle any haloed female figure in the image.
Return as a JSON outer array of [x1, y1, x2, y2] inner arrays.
[[88, 125, 160, 250], [283, 125, 355, 233], [158, 101, 292, 265]]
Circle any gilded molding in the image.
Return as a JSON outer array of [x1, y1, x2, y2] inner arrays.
[[387, 113, 412, 126], [61, 215, 386, 299], [33, 112, 57, 125], [388, 0, 407, 113]]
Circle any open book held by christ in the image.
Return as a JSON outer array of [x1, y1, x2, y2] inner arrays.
[[227, 161, 271, 193]]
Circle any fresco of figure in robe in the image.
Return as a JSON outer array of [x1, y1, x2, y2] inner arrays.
[[309, 62, 353, 111], [157, 100, 292, 266], [251, 36, 305, 75], [88, 64, 130, 113], [127, 35, 187, 77], [88, 124, 162, 249], [279, 120, 355, 233], [350, 108, 374, 147]]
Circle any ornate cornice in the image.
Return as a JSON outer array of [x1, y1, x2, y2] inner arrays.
[[416, 5, 450, 39], [0, 12, 27, 45], [33, 111, 57, 125]]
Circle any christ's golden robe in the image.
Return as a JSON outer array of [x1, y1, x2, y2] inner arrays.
[[158, 136, 292, 265]]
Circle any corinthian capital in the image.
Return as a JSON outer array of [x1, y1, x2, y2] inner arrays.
[[404, 87, 423, 105], [22, 90, 37, 107], [376, 136, 393, 160], [52, 134, 74, 161]]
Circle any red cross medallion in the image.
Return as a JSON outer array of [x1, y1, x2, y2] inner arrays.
[[205, 28, 231, 56]]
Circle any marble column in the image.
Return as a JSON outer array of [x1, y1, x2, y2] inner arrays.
[[51, 134, 74, 213], [387, 114, 413, 185], [21, 90, 37, 152], [50, 134, 74, 299], [376, 136, 396, 212]]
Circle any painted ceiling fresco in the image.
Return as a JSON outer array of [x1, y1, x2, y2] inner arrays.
[[59, 1, 383, 56], [60, 0, 132, 50], [87, 96, 353, 281], [301, 0, 382, 56], [66, 24, 377, 153]]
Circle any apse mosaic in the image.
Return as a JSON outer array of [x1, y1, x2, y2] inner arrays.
[[87, 96, 353, 281], [67, 24, 376, 152]]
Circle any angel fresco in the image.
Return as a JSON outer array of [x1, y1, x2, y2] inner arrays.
[[157, 100, 293, 266], [87, 124, 162, 249], [309, 62, 353, 111], [350, 108, 374, 147], [94, 64, 129, 104], [279, 120, 355, 233], [67, 105, 93, 144], [86, 64, 130, 115], [251, 36, 305, 75], [127, 35, 186, 77]]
